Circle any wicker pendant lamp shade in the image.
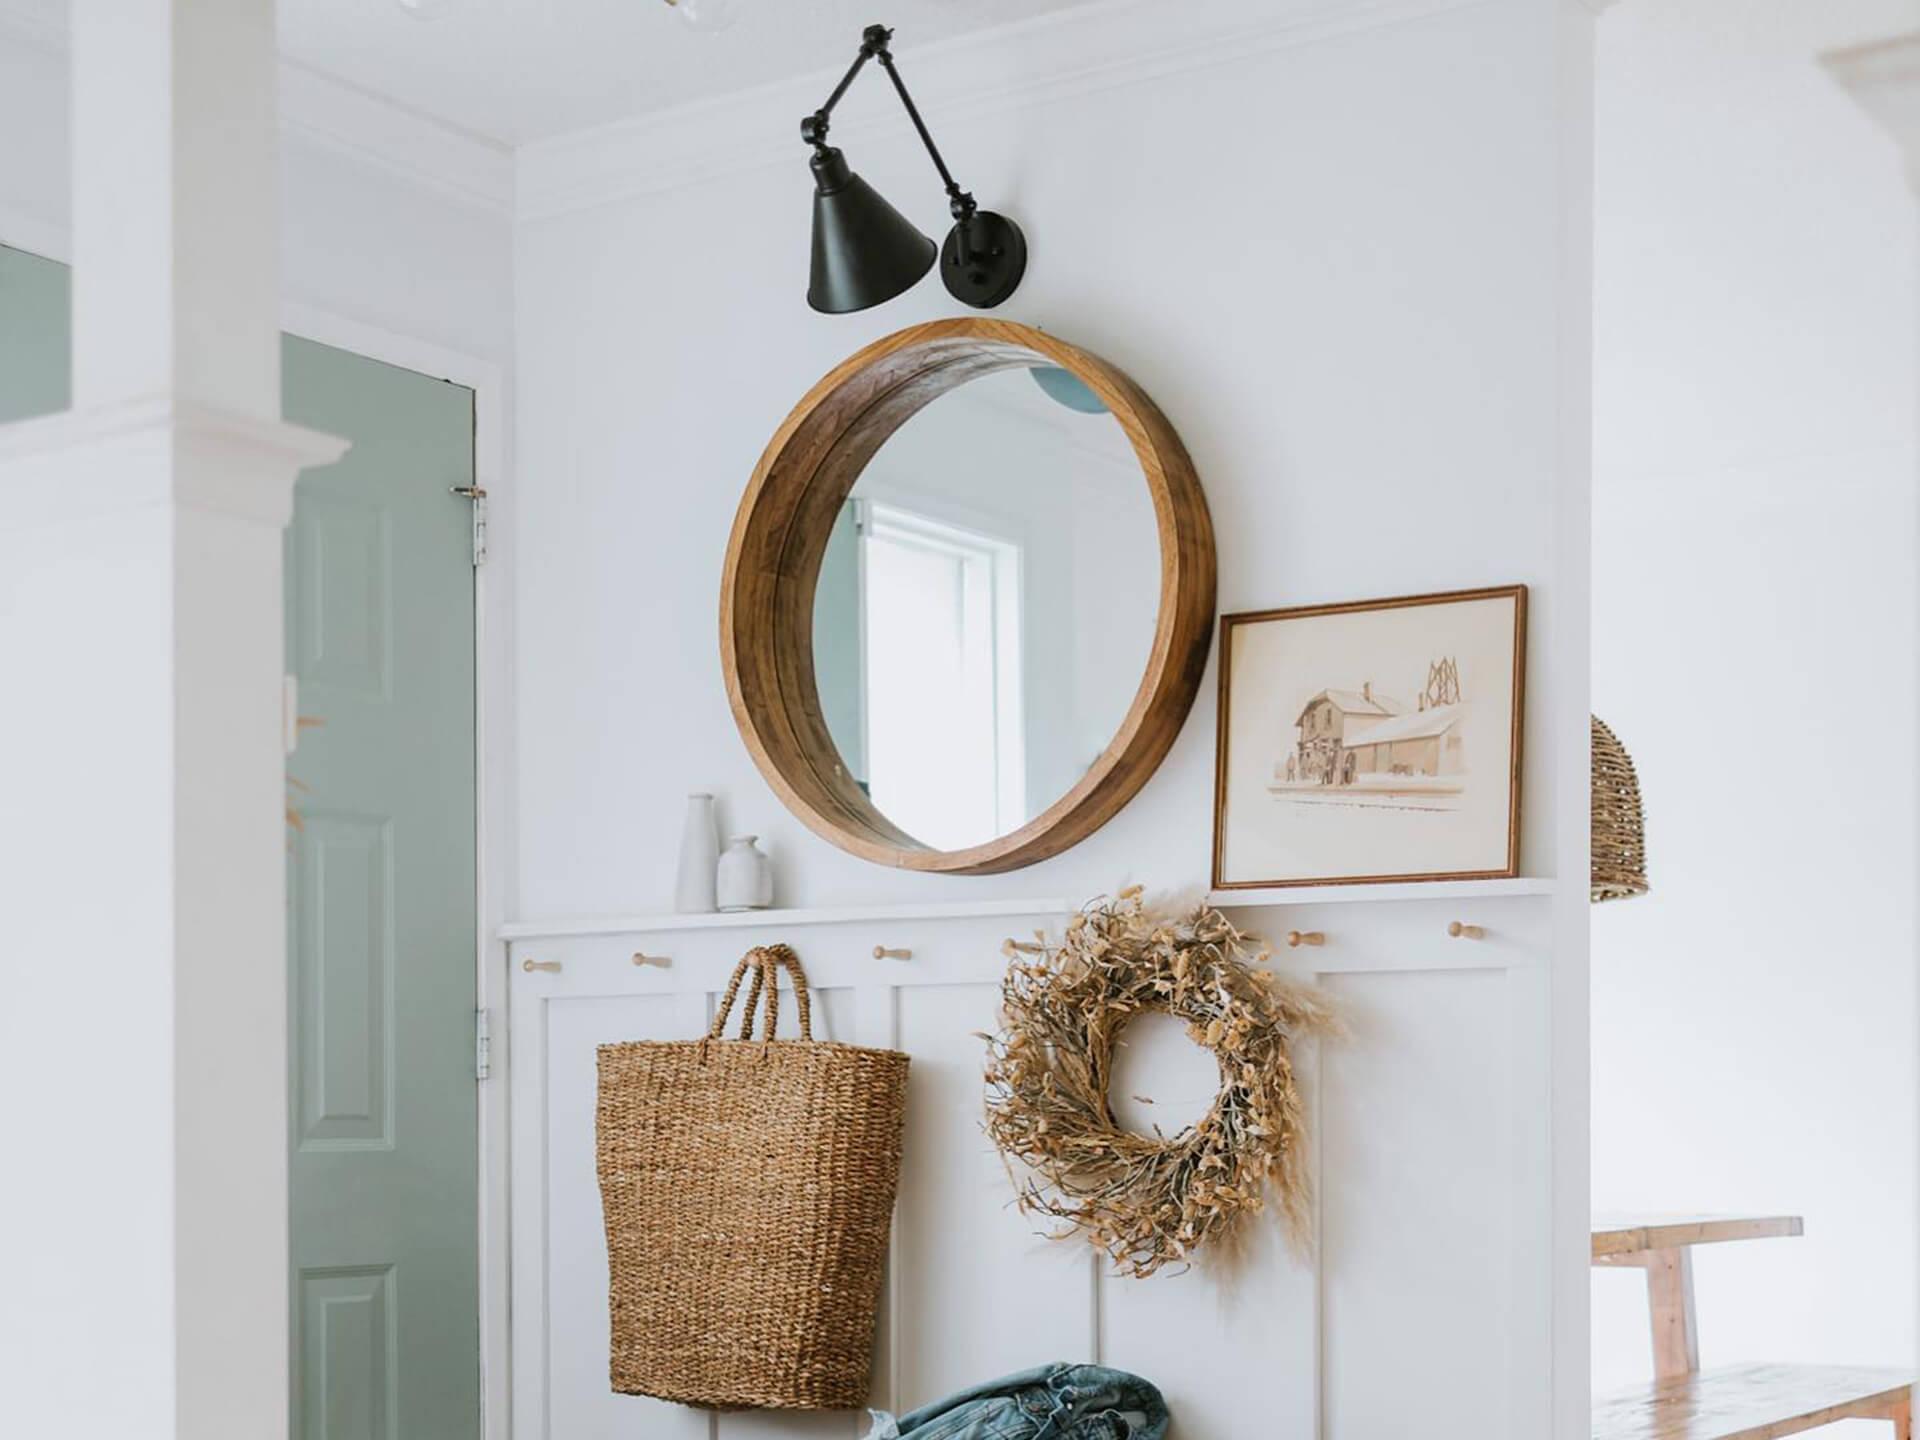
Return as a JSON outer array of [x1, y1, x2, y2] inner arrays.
[[1591, 716, 1648, 903]]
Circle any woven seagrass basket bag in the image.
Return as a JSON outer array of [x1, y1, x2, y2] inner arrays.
[[596, 943, 910, 1410]]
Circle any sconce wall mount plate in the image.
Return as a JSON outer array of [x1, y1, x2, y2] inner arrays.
[[941, 211, 1027, 309]]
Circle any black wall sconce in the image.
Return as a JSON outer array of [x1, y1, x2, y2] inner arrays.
[[803, 24, 1027, 314]]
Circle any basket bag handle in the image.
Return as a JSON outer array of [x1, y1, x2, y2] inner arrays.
[[707, 944, 812, 1046]]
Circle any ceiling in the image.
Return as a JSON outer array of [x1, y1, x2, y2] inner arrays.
[[272, 0, 1100, 147]]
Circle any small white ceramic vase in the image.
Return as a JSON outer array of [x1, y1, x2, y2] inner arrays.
[[716, 835, 773, 912], [674, 794, 719, 913]]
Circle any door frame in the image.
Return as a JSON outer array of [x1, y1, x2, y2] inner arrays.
[[281, 300, 513, 1440]]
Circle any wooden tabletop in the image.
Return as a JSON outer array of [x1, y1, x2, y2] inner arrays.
[[1592, 1213, 1804, 1262], [1593, 1362, 1912, 1440]]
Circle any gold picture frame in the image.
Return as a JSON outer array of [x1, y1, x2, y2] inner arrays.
[[1212, 585, 1527, 889]]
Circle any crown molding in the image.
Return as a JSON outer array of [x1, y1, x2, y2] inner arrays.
[[515, 0, 1496, 224], [0, 1, 514, 216], [1827, 33, 1920, 192], [277, 62, 514, 216]]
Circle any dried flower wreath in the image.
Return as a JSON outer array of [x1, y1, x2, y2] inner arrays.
[[983, 888, 1339, 1278]]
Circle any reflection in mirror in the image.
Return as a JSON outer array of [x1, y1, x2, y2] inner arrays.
[[811, 365, 1161, 851]]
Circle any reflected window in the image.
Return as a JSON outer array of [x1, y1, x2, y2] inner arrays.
[[858, 501, 1025, 849], [808, 365, 1160, 853]]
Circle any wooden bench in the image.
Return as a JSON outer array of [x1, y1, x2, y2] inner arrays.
[[1592, 1213, 1913, 1440]]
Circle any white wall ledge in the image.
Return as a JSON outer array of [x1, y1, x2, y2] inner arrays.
[[498, 895, 1074, 942], [501, 878, 1561, 942], [1210, 876, 1559, 907]]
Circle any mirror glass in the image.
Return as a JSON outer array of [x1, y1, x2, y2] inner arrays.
[[810, 365, 1161, 851]]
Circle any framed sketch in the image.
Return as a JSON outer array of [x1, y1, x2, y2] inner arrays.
[[1212, 585, 1526, 888]]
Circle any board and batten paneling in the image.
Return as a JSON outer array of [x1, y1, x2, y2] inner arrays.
[[507, 896, 1551, 1439]]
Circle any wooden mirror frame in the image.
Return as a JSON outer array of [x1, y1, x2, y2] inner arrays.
[[720, 318, 1216, 874]]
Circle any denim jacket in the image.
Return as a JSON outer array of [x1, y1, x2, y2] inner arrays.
[[863, 1364, 1169, 1440]]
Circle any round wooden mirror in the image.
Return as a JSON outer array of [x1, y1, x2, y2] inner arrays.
[[720, 318, 1216, 874]]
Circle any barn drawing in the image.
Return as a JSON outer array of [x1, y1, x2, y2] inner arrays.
[[1276, 658, 1466, 791], [1284, 682, 1403, 785]]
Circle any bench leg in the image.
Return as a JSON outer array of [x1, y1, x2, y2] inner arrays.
[[1644, 1248, 1699, 1381], [1890, 1391, 1912, 1439]]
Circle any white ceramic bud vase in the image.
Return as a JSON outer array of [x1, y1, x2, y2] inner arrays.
[[716, 835, 773, 912], [674, 794, 719, 913]]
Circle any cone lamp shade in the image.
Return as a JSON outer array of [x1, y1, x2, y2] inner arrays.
[[807, 146, 937, 314]]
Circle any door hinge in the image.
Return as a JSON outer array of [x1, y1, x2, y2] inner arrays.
[[451, 485, 489, 567], [475, 1007, 493, 1081]]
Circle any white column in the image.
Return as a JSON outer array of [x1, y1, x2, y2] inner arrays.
[[1827, 28, 1920, 1395], [1552, 3, 1604, 1433], [0, 3, 344, 1437]]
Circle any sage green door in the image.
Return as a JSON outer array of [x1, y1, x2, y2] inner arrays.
[[0, 244, 483, 1439], [284, 337, 481, 1440]]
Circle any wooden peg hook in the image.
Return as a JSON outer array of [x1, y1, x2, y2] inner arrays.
[[1447, 921, 1485, 940], [872, 945, 913, 961], [631, 951, 671, 969], [522, 957, 561, 973], [1286, 930, 1325, 948]]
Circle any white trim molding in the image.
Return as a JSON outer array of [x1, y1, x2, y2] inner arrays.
[[500, 896, 1075, 943], [1827, 34, 1920, 193], [0, 399, 347, 532], [515, 0, 1499, 223], [278, 62, 514, 216]]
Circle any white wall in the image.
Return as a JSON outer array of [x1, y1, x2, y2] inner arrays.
[[1590, 0, 1920, 1411], [513, 0, 1597, 1432], [0, 24, 66, 259], [512, 0, 1592, 917]]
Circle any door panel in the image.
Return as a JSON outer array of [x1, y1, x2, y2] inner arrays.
[[285, 335, 481, 1440], [293, 811, 395, 1150], [300, 1265, 400, 1440]]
